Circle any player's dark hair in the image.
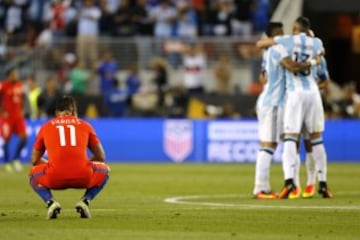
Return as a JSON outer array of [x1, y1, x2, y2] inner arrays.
[[265, 22, 283, 37], [295, 16, 311, 32], [56, 95, 77, 112]]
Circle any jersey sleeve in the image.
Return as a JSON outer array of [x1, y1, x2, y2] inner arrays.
[[270, 44, 289, 65], [33, 126, 45, 151], [273, 35, 292, 54], [314, 38, 325, 55], [86, 122, 100, 147], [317, 56, 330, 81]]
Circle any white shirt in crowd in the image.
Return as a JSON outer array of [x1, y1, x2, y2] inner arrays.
[[77, 6, 101, 36], [183, 53, 207, 89]]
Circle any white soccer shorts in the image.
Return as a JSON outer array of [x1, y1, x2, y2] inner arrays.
[[284, 89, 325, 134], [256, 105, 284, 143]]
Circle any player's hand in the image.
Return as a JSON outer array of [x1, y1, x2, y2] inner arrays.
[[309, 55, 321, 66]]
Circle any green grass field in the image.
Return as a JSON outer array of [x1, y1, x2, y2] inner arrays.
[[1, 163, 360, 240]]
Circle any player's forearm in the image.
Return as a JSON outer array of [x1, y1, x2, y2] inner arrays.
[[292, 62, 311, 72], [89, 143, 106, 162], [32, 158, 47, 166], [256, 38, 275, 49], [31, 149, 46, 166]]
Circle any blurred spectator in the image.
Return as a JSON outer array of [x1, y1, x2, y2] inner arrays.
[[150, 0, 177, 38], [69, 60, 89, 95], [182, 42, 206, 95], [50, 0, 71, 36], [63, 0, 78, 37], [0, 0, 29, 44], [25, 74, 41, 119], [112, 0, 134, 36], [97, 51, 119, 93], [164, 86, 189, 118], [150, 57, 168, 109], [333, 83, 360, 118], [99, 0, 121, 35], [37, 76, 62, 118], [128, 64, 159, 116], [76, 0, 101, 69], [213, 53, 232, 95], [251, 0, 270, 34], [35, 21, 53, 49], [57, 52, 76, 92], [132, 0, 153, 36], [125, 64, 141, 97], [175, 0, 198, 38], [28, 0, 51, 34], [104, 79, 129, 117], [212, 0, 234, 36], [232, 0, 254, 37]]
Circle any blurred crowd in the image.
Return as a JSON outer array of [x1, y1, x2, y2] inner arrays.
[[0, 0, 270, 42]]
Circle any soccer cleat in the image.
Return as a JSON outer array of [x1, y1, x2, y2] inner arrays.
[[288, 187, 302, 199], [12, 159, 23, 172], [254, 191, 278, 199], [4, 163, 13, 173], [75, 200, 91, 219], [302, 185, 316, 198], [47, 201, 61, 219], [318, 187, 333, 198], [278, 183, 296, 199]]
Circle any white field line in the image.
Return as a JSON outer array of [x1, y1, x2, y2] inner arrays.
[[164, 193, 360, 210]]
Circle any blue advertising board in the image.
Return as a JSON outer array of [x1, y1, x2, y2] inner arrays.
[[1, 119, 360, 163]]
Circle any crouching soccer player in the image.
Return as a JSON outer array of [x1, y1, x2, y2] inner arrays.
[[29, 95, 110, 219]]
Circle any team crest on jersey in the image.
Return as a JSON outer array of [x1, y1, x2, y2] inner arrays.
[[164, 120, 193, 163]]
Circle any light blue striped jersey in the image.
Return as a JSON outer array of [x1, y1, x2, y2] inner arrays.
[[315, 56, 329, 81], [257, 44, 287, 107], [260, 49, 268, 79], [274, 33, 324, 92]]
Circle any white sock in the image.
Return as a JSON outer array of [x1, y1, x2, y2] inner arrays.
[[294, 154, 301, 188], [312, 143, 327, 182], [282, 140, 297, 180], [253, 149, 273, 194], [305, 152, 316, 185]]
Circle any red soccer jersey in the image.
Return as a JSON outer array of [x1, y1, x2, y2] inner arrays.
[[33, 115, 100, 179], [0, 80, 25, 118]]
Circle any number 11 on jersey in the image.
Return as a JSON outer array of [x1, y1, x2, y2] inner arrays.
[[56, 125, 77, 146]]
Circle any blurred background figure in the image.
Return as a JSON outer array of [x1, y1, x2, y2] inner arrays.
[[213, 53, 232, 95], [175, 0, 198, 39], [37, 76, 62, 118], [97, 50, 119, 93], [25, 74, 41, 119], [150, 57, 168, 112], [212, 0, 234, 36], [0, 68, 27, 172], [76, 0, 101, 69], [150, 0, 177, 38], [125, 64, 141, 113], [182, 42, 207, 95], [69, 60, 90, 95], [112, 0, 134, 36], [104, 79, 129, 117]]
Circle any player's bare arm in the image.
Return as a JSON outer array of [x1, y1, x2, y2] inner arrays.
[[89, 143, 106, 162], [31, 148, 47, 166], [258, 72, 268, 84], [256, 38, 276, 49], [281, 56, 311, 73]]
